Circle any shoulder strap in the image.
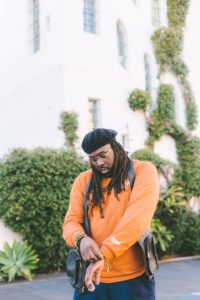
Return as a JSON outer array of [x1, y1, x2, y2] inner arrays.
[[127, 159, 135, 189], [83, 180, 92, 236]]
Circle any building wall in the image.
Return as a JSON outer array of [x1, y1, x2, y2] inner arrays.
[[0, 0, 199, 248]]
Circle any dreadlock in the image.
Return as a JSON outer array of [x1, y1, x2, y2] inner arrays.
[[87, 140, 131, 218]]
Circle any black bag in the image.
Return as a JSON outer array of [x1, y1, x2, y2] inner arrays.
[[66, 248, 88, 294], [138, 232, 159, 279]]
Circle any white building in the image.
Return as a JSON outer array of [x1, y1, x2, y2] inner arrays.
[[0, 0, 200, 248]]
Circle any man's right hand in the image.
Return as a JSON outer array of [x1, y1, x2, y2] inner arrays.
[[79, 236, 103, 262]]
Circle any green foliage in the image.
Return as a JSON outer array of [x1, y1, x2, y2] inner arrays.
[[0, 148, 88, 272], [167, 0, 190, 28], [157, 84, 175, 122], [59, 111, 78, 148], [155, 186, 189, 255], [151, 0, 198, 131], [0, 241, 39, 282], [151, 218, 173, 253], [171, 58, 188, 77], [178, 211, 200, 255], [147, 84, 176, 144], [131, 148, 175, 185], [128, 89, 151, 112], [176, 136, 200, 197], [186, 100, 198, 130], [151, 27, 183, 73]]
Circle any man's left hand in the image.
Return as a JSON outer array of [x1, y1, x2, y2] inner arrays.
[[85, 259, 104, 292]]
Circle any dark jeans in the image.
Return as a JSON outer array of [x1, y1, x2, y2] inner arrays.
[[73, 273, 155, 300]]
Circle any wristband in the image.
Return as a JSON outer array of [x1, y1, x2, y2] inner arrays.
[[75, 233, 87, 249]]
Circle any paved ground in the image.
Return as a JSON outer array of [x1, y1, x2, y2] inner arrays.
[[0, 259, 200, 300]]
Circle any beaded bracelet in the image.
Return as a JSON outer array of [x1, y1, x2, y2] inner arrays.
[[75, 233, 87, 249]]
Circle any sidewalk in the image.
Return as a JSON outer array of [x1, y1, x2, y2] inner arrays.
[[0, 258, 200, 300]]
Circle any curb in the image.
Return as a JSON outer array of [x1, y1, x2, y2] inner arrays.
[[159, 255, 200, 264]]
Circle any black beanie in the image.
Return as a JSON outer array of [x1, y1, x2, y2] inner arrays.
[[81, 128, 118, 154]]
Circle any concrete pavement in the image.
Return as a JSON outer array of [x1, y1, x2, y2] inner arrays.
[[0, 258, 200, 300]]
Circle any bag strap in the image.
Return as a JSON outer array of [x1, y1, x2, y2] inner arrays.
[[83, 180, 92, 236], [83, 160, 134, 236]]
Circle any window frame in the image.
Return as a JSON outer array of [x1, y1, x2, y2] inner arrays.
[[83, 0, 96, 34], [116, 21, 127, 69]]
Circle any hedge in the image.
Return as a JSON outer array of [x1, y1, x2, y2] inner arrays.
[[0, 148, 88, 272]]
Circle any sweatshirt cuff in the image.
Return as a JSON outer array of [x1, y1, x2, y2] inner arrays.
[[100, 245, 115, 262]]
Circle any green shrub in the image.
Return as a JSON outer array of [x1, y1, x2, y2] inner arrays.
[[155, 186, 188, 255], [0, 148, 88, 272], [59, 111, 78, 149], [176, 136, 200, 197], [151, 27, 183, 73], [128, 89, 151, 112], [151, 218, 173, 254], [178, 211, 200, 255], [0, 241, 39, 282]]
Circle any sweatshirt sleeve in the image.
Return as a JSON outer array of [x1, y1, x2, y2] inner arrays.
[[62, 173, 87, 247], [100, 162, 159, 262]]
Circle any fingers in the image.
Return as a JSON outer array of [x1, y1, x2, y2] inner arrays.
[[85, 263, 96, 292], [81, 242, 103, 261], [85, 260, 105, 291], [94, 270, 101, 285]]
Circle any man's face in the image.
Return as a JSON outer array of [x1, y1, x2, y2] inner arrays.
[[89, 144, 115, 175]]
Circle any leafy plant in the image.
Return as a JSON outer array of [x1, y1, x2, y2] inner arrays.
[[151, 218, 173, 253], [59, 111, 78, 149], [0, 148, 88, 272], [0, 241, 39, 282], [128, 89, 151, 112]]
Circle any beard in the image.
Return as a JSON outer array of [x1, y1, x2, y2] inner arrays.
[[100, 167, 114, 178], [92, 165, 114, 178]]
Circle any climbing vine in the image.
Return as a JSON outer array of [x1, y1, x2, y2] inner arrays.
[[59, 111, 78, 149], [129, 0, 200, 198], [128, 89, 151, 112], [151, 0, 197, 130]]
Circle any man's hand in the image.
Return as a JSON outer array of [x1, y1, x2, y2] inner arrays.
[[85, 259, 104, 292], [79, 236, 103, 262]]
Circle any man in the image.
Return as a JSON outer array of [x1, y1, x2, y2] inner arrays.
[[62, 128, 159, 300]]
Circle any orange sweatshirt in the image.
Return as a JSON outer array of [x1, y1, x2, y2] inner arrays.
[[62, 160, 159, 283]]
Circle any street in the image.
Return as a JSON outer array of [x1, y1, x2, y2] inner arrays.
[[0, 259, 200, 300]]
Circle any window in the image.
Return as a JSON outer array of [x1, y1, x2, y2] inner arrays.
[[144, 53, 152, 94], [122, 134, 130, 151], [152, 0, 160, 28], [88, 99, 101, 130], [30, 0, 40, 53], [117, 21, 127, 68], [83, 0, 96, 33]]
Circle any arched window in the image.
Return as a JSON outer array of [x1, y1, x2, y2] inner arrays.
[[116, 21, 127, 68], [144, 53, 152, 94], [30, 0, 40, 53], [83, 0, 96, 33], [152, 0, 160, 28]]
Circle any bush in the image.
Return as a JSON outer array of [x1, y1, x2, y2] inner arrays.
[[178, 211, 200, 255], [0, 148, 88, 272], [128, 89, 151, 112]]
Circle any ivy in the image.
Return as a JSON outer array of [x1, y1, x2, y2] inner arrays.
[[132, 148, 175, 184], [151, 27, 183, 74], [151, 0, 197, 130], [176, 136, 200, 197], [167, 0, 190, 29], [59, 111, 78, 149], [147, 84, 176, 145], [128, 89, 151, 112]]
